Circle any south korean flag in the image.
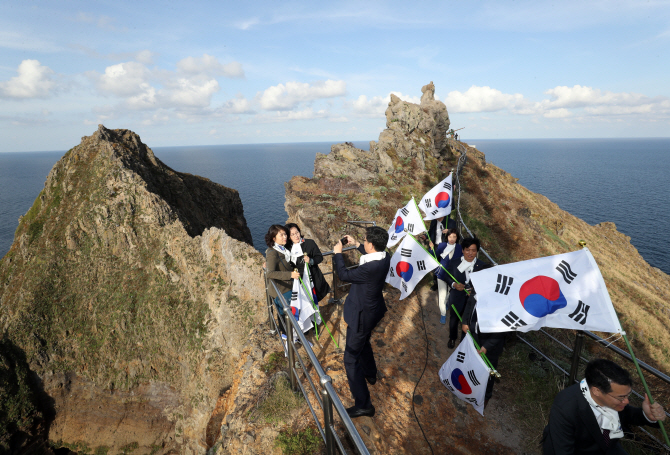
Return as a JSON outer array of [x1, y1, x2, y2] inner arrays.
[[290, 270, 317, 333], [438, 335, 490, 416], [386, 234, 440, 300], [387, 197, 426, 248], [418, 173, 453, 221], [470, 248, 622, 334]]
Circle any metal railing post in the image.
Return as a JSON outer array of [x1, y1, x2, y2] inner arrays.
[[568, 331, 585, 385], [285, 311, 298, 391], [321, 376, 336, 455]]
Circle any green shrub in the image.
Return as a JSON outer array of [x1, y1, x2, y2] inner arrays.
[[275, 427, 322, 455]]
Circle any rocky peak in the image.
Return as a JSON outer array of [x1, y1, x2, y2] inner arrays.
[[0, 126, 265, 453]]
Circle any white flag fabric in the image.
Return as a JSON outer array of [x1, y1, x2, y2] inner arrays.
[[386, 235, 440, 300], [386, 198, 426, 248], [303, 265, 322, 327], [438, 335, 490, 416], [470, 248, 622, 334], [290, 269, 317, 333], [418, 173, 453, 221]]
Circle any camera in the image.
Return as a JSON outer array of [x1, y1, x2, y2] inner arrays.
[[341, 237, 348, 245]]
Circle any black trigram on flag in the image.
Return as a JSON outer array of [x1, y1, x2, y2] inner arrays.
[[401, 248, 412, 257], [424, 198, 432, 208], [401, 208, 409, 216], [443, 182, 452, 191], [402, 281, 408, 292], [495, 274, 514, 295], [291, 291, 298, 302], [467, 370, 481, 386], [388, 267, 395, 277], [442, 377, 454, 392], [568, 300, 590, 325], [431, 210, 439, 216], [556, 260, 577, 284], [456, 351, 465, 363], [390, 234, 397, 241], [501, 311, 527, 330], [465, 397, 478, 404], [417, 260, 426, 271], [407, 223, 414, 232]]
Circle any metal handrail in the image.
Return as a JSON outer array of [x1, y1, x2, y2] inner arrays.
[[264, 273, 370, 455]]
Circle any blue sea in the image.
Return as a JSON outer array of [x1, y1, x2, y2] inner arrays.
[[1, 139, 668, 274]]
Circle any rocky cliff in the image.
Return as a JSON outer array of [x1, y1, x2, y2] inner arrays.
[[0, 126, 266, 454], [278, 82, 670, 453]]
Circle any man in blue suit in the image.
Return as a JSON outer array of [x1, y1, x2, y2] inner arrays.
[[333, 226, 391, 418]]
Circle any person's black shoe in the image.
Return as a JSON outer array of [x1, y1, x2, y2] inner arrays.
[[365, 375, 377, 385], [346, 405, 375, 418], [447, 339, 455, 349]]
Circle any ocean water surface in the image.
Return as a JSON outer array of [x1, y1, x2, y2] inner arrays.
[[1, 138, 668, 274]]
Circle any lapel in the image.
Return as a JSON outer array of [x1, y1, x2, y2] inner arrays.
[[577, 388, 610, 453]]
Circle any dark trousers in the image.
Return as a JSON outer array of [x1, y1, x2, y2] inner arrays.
[[344, 325, 378, 409], [484, 348, 501, 400], [448, 304, 467, 342], [274, 291, 292, 335]]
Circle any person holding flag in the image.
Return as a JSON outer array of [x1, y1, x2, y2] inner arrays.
[[265, 224, 300, 335], [332, 227, 391, 419], [542, 358, 666, 455], [285, 223, 331, 302], [445, 237, 492, 349], [433, 228, 463, 325]]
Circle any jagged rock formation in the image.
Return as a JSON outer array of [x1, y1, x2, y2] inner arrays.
[[277, 83, 670, 454], [0, 126, 266, 454]]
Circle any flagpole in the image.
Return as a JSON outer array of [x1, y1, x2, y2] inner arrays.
[[576, 242, 669, 445], [298, 276, 340, 349], [621, 333, 670, 445], [406, 233, 499, 376]]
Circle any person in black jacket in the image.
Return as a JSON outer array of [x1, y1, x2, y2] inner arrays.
[[444, 237, 491, 349], [542, 358, 665, 455], [285, 223, 331, 302], [461, 293, 504, 407], [332, 226, 391, 418]]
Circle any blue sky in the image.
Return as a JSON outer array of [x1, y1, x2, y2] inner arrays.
[[1, 0, 669, 152]]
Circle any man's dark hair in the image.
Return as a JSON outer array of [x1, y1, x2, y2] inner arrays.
[[265, 224, 288, 248], [365, 226, 388, 253], [445, 228, 461, 243], [585, 359, 632, 393], [461, 237, 480, 251]]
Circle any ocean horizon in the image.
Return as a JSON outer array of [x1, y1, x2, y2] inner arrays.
[[2, 138, 668, 274]]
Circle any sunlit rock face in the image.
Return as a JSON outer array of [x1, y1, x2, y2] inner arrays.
[[0, 125, 266, 454]]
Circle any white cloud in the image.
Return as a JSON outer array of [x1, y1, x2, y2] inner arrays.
[[93, 61, 151, 97], [350, 91, 421, 117], [255, 107, 330, 123], [446, 86, 526, 113], [164, 78, 219, 108], [259, 80, 346, 110], [176, 54, 244, 78], [221, 94, 254, 114], [0, 60, 55, 99], [235, 18, 260, 30]]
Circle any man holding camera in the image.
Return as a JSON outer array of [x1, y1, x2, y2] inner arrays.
[[333, 226, 391, 418]]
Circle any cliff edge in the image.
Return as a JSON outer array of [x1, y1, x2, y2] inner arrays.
[[0, 126, 266, 454]]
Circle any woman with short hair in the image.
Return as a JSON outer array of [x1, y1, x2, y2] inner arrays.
[[265, 224, 299, 334]]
